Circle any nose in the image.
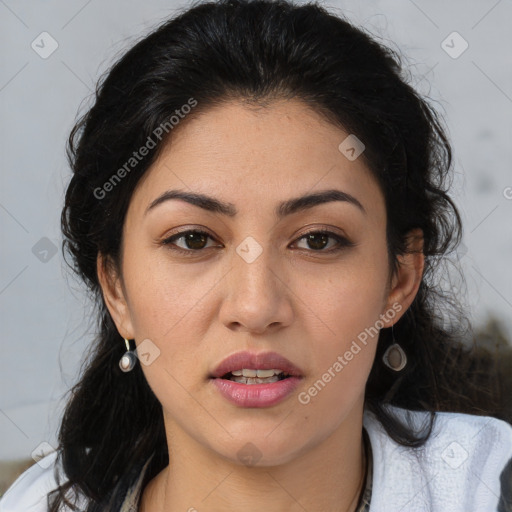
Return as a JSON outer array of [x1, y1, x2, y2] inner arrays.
[[218, 241, 294, 334]]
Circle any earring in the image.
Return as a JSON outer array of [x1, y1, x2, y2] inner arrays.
[[382, 326, 407, 371], [119, 338, 137, 372]]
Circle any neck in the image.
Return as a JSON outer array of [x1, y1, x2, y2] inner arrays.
[[141, 404, 367, 512]]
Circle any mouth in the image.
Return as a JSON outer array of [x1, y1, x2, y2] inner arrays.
[[209, 351, 303, 408], [220, 368, 291, 384]]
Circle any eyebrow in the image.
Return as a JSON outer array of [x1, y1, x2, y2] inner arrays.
[[145, 188, 366, 218]]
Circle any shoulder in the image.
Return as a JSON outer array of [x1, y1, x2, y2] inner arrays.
[[363, 405, 512, 512], [0, 450, 87, 512]]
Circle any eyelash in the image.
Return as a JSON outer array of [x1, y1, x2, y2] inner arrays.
[[160, 228, 354, 256]]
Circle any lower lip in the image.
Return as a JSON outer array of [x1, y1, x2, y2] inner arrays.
[[211, 377, 302, 407]]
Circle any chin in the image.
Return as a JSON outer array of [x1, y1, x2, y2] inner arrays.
[[211, 432, 311, 468]]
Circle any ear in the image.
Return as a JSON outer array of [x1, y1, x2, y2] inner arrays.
[[96, 252, 136, 340], [380, 228, 425, 327]]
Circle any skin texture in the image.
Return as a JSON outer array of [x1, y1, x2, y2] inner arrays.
[[97, 98, 424, 512]]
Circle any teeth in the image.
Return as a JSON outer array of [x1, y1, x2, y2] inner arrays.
[[230, 369, 283, 378], [256, 369, 281, 378], [226, 368, 290, 384], [230, 375, 281, 384]]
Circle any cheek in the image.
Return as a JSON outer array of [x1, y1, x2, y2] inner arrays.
[[298, 288, 381, 424], [122, 245, 214, 341], [306, 249, 390, 345], [299, 251, 388, 406], [120, 246, 225, 404]]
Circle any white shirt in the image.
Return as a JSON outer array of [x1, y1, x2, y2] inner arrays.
[[1, 405, 512, 511]]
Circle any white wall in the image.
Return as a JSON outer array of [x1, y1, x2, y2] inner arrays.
[[0, 0, 511, 460]]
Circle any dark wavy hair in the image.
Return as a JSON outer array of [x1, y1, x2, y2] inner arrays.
[[49, 0, 503, 509]]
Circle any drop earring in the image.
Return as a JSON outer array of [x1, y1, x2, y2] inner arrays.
[[382, 325, 407, 371], [119, 338, 137, 372]]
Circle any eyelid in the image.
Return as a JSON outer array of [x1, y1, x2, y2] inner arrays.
[[297, 226, 347, 240]]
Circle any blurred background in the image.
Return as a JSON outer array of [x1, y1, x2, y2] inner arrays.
[[1, 0, 511, 494]]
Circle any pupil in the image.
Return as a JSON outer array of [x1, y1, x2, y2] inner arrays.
[[307, 233, 328, 250], [186, 232, 207, 249]]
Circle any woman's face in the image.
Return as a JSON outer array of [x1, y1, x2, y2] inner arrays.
[[100, 98, 421, 466]]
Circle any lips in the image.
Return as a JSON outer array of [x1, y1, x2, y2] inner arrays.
[[209, 351, 304, 407], [210, 350, 304, 379]]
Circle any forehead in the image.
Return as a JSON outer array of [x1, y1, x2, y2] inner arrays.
[[129, 98, 385, 222]]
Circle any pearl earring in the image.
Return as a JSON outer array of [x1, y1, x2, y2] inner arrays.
[[382, 326, 407, 371], [119, 338, 137, 372]]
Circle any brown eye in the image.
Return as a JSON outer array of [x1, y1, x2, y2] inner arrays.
[[161, 229, 218, 252], [161, 228, 354, 256], [180, 231, 209, 250], [304, 232, 330, 250], [293, 230, 354, 253]]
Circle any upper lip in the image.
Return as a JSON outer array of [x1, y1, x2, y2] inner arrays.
[[210, 350, 304, 378]]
